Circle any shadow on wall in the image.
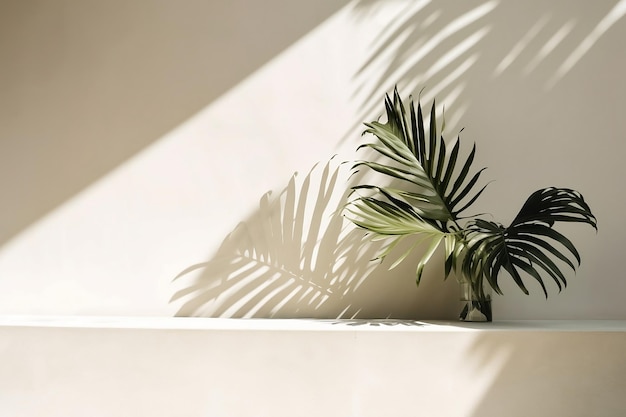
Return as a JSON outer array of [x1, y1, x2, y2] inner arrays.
[[0, 0, 350, 247], [346, 0, 498, 140], [345, 0, 626, 143], [464, 330, 626, 417], [171, 0, 624, 319], [172, 157, 458, 319]]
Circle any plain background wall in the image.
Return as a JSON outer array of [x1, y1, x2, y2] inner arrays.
[[0, 0, 624, 319]]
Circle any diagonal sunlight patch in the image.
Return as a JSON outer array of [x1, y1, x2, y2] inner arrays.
[[547, 0, 626, 88], [494, 14, 550, 75], [348, 0, 498, 147], [361, 0, 431, 52], [0, 1, 376, 316], [524, 20, 576, 75], [424, 26, 492, 80], [491, 1, 624, 89], [367, 1, 497, 95], [402, 0, 497, 69]]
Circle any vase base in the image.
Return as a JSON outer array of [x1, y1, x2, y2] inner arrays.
[[459, 300, 492, 322]]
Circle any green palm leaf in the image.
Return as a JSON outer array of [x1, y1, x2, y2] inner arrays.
[[463, 188, 597, 297], [346, 88, 596, 299], [356, 88, 487, 222], [345, 87, 486, 283]]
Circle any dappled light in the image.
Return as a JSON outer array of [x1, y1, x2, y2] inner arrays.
[[523, 20, 575, 75], [548, 0, 626, 87], [349, 0, 625, 145], [348, 0, 499, 140], [494, 15, 551, 76]]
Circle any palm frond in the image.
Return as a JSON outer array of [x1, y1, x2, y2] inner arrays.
[[346, 88, 596, 300], [357, 88, 487, 222], [345, 87, 486, 283], [463, 188, 597, 297]]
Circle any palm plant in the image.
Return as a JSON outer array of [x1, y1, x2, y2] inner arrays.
[[344, 88, 597, 321]]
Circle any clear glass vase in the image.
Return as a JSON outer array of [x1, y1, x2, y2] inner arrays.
[[459, 277, 492, 322]]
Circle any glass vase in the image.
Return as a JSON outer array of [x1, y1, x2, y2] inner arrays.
[[459, 277, 492, 322]]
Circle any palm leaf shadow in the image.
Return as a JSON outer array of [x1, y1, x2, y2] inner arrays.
[[171, 157, 389, 318], [345, 0, 499, 143], [346, 0, 625, 144]]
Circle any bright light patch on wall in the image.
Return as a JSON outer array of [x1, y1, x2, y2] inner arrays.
[[0, 0, 419, 316], [494, 15, 550, 76], [414, 54, 478, 108], [1, 0, 622, 323], [524, 20, 575, 75], [379, 1, 498, 91], [547, 0, 626, 88], [425, 27, 492, 80]]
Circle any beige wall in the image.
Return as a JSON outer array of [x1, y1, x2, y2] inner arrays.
[[0, 0, 624, 319]]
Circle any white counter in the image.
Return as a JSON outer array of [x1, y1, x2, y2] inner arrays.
[[2, 315, 625, 331], [1, 317, 625, 417]]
